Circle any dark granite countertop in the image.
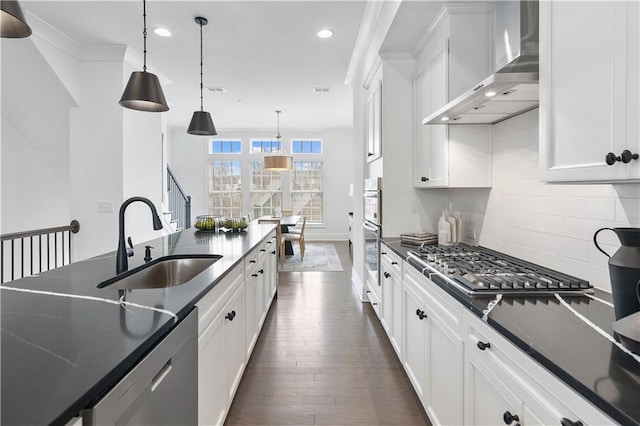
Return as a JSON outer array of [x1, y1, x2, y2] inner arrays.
[[1, 223, 275, 426], [382, 238, 640, 426]]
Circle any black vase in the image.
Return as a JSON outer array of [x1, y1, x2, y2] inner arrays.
[[594, 227, 640, 320]]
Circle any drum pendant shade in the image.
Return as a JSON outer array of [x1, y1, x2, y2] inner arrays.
[[264, 156, 293, 171], [119, 71, 169, 112]]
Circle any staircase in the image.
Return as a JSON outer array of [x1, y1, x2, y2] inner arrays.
[[165, 166, 191, 232]]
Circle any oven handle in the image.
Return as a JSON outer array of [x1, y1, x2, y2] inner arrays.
[[362, 221, 380, 233]]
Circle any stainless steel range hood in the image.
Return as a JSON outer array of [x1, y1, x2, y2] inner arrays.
[[423, 0, 539, 125]]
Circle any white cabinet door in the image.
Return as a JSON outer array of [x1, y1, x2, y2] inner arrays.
[[244, 267, 258, 358], [426, 315, 463, 426], [198, 310, 226, 426], [540, 1, 640, 182], [255, 263, 267, 329], [464, 349, 523, 426], [380, 262, 393, 335], [402, 273, 427, 400], [224, 285, 245, 404], [390, 268, 403, 359], [367, 80, 382, 162], [415, 41, 450, 188]]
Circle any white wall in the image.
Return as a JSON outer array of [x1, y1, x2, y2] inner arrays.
[[444, 109, 640, 292], [168, 127, 354, 241], [1, 38, 74, 233]]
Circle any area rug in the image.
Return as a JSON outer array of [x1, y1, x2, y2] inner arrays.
[[280, 242, 344, 272]]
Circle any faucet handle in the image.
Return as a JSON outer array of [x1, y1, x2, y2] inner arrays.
[[144, 245, 153, 262], [126, 236, 134, 257]]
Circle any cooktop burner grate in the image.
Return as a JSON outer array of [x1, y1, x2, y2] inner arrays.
[[408, 244, 592, 296]]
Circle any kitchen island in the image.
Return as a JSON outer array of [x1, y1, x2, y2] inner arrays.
[[0, 222, 276, 425], [380, 238, 639, 426]]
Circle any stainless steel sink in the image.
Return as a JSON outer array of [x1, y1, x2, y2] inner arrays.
[[98, 255, 222, 290]]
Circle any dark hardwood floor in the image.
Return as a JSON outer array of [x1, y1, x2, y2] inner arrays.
[[225, 241, 430, 425]]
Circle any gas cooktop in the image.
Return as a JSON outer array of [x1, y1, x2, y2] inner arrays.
[[407, 244, 593, 296]]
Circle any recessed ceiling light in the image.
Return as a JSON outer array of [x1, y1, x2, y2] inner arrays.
[[153, 27, 171, 37], [484, 91, 497, 97], [316, 29, 334, 39], [441, 117, 450, 122]]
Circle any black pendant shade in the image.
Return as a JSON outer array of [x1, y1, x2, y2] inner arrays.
[[119, 71, 169, 112], [119, 0, 169, 112], [1, 0, 32, 38], [188, 110, 217, 135], [187, 16, 217, 135]]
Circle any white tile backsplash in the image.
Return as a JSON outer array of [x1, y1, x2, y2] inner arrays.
[[445, 108, 640, 292]]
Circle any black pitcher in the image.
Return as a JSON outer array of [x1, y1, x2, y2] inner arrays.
[[594, 227, 640, 320]]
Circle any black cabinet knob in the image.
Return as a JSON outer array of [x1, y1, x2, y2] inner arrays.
[[225, 310, 236, 321], [391, 261, 398, 265], [384, 272, 391, 279], [252, 273, 258, 277], [368, 152, 374, 157], [381, 252, 387, 256], [415, 309, 426, 320], [477, 341, 491, 351], [421, 176, 428, 182], [258, 269, 264, 274], [503, 411, 519, 425], [372, 302, 378, 306], [621, 149, 639, 163], [606, 150, 639, 165], [271, 250, 276, 255], [560, 418, 583, 426]]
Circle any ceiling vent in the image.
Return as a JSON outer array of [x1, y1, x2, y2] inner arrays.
[[313, 87, 331, 93], [205, 87, 225, 93]]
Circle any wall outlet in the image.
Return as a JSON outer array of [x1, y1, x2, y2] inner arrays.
[[98, 201, 113, 213], [466, 227, 476, 240]]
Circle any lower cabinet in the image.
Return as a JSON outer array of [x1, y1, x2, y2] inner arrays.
[[197, 231, 277, 426], [403, 266, 464, 426]]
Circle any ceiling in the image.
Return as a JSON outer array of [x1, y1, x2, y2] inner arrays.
[[20, 1, 367, 132]]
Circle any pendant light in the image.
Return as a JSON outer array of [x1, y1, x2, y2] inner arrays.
[[264, 110, 293, 171], [119, 0, 169, 112], [187, 16, 217, 135], [1, 0, 32, 38]]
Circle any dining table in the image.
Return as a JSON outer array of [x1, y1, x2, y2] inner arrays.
[[257, 215, 301, 255]]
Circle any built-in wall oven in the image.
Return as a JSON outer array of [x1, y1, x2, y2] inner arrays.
[[363, 178, 382, 293]]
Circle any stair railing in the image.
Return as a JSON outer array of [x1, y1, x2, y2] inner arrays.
[[167, 165, 191, 231], [1, 220, 80, 284]]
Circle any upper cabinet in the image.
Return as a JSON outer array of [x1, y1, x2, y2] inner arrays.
[[367, 80, 382, 162], [414, 5, 494, 188], [540, 1, 640, 182]]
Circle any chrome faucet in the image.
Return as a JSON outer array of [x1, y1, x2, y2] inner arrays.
[[116, 196, 163, 274]]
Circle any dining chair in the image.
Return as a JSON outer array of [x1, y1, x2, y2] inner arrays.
[[246, 212, 253, 222], [283, 216, 307, 261], [258, 218, 284, 266]]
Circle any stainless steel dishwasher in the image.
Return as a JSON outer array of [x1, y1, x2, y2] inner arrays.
[[83, 308, 198, 425]]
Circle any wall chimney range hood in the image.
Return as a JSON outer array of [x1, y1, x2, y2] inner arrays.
[[423, 0, 539, 125]]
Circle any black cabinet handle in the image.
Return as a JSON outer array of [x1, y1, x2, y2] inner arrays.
[[249, 260, 256, 264], [391, 261, 398, 265], [606, 150, 639, 165], [415, 309, 426, 320], [384, 272, 391, 279], [381, 252, 387, 256], [225, 310, 236, 321], [560, 418, 583, 426], [366, 290, 371, 294], [503, 411, 519, 425], [477, 341, 491, 351], [421, 176, 428, 182], [368, 152, 374, 157], [260, 249, 266, 252], [372, 302, 378, 306], [258, 269, 264, 274]]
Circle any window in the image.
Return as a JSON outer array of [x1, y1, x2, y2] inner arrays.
[[250, 161, 282, 218], [292, 140, 322, 154], [210, 140, 241, 154], [251, 140, 281, 153], [209, 160, 242, 216], [291, 160, 323, 223]]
